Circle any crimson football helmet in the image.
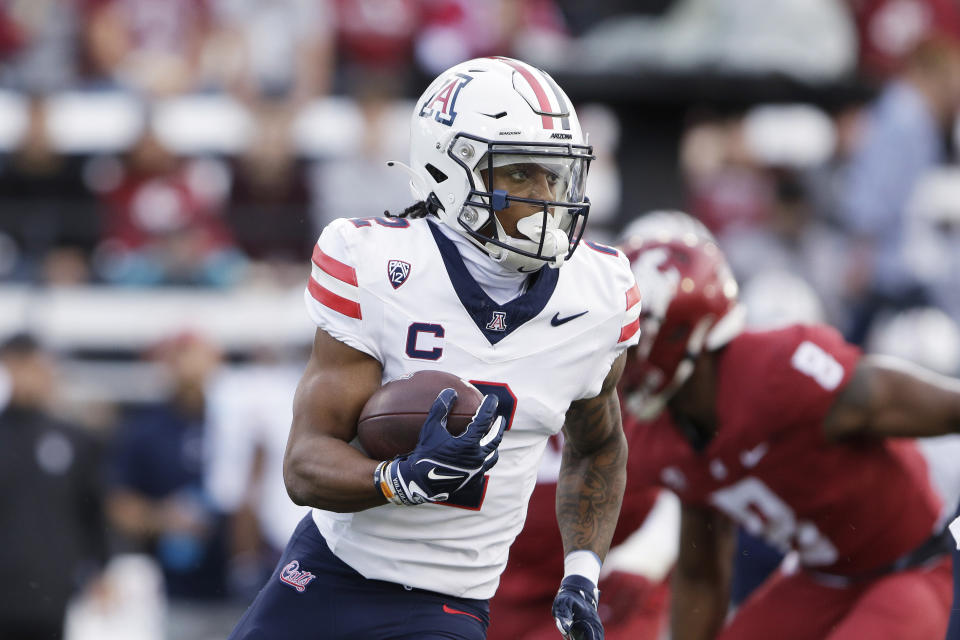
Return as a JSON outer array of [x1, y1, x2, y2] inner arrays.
[[618, 211, 746, 420], [390, 56, 594, 273]]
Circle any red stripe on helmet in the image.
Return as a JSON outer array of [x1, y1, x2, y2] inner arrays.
[[491, 57, 554, 130], [308, 277, 362, 319], [541, 72, 572, 131], [312, 245, 358, 286]]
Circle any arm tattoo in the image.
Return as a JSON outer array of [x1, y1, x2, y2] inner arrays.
[[557, 387, 628, 557]]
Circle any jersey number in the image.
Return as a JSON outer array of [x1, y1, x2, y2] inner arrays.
[[349, 217, 410, 228], [709, 477, 839, 566], [791, 341, 843, 391], [436, 381, 517, 511], [469, 381, 517, 432]]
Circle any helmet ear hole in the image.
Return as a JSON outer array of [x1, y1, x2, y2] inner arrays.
[[425, 164, 448, 184]]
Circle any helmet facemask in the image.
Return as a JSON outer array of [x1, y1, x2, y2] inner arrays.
[[452, 134, 593, 273], [622, 312, 713, 422]]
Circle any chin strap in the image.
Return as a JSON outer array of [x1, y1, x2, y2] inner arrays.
[[546, 228, 568, 269], [386, 160, 429, 202]]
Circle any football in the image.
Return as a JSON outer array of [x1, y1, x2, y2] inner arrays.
[[357, 370, 484, 461]]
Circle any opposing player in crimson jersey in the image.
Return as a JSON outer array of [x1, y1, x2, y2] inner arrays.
[[228, 57, 640, 640], [487, 433, 671, 640], [618, 211, 960, 640]]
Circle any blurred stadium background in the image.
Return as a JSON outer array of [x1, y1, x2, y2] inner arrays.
[[2, 1, 960, 639]]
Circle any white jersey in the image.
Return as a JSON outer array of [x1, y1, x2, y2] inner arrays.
[[303, 216, 641, 599]]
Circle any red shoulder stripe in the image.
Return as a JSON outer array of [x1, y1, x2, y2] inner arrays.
[[625, 283, 641, 310], [308, 277, 362, 320], [618, 318, 640, 343], [312, 245, 358, 286]]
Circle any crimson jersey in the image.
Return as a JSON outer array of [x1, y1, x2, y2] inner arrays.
[[627, 324, 942, 576], [495, 435, 660, 602], [489, 434, 666, 640]]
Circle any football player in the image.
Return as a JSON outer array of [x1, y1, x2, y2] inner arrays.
[[487, 210, 725, 640], [228, 57, 641, 640], [619, 211, 959, 640]]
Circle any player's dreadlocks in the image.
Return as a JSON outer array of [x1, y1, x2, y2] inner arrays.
[[385, 202, 429, 219], [385, 193, 444, 219]]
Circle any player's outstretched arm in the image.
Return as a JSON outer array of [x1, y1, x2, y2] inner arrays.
[[283, 328, 385, 512], [671, 504, 735, 640], [823, 355, 960, 442], [557, 351, 629, 562], [551, 352, 628, 639]]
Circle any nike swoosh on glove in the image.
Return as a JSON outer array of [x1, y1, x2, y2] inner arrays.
[[552, 575, 604, 640], [382, 389, 505, 505]]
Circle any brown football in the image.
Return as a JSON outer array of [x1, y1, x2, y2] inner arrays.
[[357, 370, 484, 460]]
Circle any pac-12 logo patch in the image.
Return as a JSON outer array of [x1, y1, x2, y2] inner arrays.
[[418, 73, 472, 126], [279, 560, 316, 593], [388, 260, 411, 289]]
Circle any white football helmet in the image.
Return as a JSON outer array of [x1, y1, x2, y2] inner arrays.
[[391, 56, 594, 273]]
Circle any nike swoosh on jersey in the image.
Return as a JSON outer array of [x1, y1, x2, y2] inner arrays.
[[442, 604, 483, 622], [427, 468, 464, 481], [551, 310, 589, 326]]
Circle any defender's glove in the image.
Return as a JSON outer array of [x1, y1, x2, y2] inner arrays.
[[552, 575, 604, 640], [377, 389, 504, 505]]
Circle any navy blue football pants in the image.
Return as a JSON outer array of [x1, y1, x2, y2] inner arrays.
[[228, 514, 490, 639], [947, 503, 960, 640]]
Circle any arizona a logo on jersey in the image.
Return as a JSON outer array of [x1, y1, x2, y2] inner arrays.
[[486, 311, 508, 332]]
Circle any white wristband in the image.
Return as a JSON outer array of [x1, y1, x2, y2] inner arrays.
[[563, 550, 602, 585]]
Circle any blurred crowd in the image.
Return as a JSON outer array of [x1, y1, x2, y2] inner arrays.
[[4, 0, 960, 639], [0, 0, 958, 330], [0, 0, 580, 288], [0, 329, 309, 640]]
